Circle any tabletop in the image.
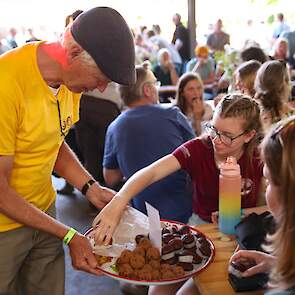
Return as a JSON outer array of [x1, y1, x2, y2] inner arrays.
[[193, 223, 263, 295]]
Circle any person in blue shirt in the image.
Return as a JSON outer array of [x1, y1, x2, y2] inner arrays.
[[103, 65, 194, 223], [272, 13, 290, 40]]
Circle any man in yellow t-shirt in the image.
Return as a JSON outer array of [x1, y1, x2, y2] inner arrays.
[[0, 7, 135, 295]]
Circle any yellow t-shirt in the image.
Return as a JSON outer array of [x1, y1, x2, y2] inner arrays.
[[0, 42, 81, 232]]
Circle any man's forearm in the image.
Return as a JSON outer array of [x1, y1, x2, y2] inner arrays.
[[54, 142, 96, 191], [0, 186, 68, 239]]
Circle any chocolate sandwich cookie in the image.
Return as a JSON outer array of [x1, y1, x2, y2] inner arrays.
[[179, 225, 191, 235], [173, 233, 181, 238], [168, 237, 183, 254], [194, 232, 206, 241], [181, 234, 196, 249], [171, 225, 179, 235], [162, 233, 175, 244], [229, 259, 256, 278], [177, 262, 194, 271], [162, 227, 171, 235], [177, 250, 194, 264], [161, 244, 176, 265], [199, 239, 211, 257], [189, 250, 203, 264]]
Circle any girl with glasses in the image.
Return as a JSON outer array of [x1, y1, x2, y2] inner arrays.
[[230, 116, 295, 295], [93, 93, 265, 295]]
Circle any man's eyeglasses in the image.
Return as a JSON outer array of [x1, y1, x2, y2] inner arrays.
[[145, 80, 161, 88], [270, 117, 295, 147], [205, 123, 248, 146]]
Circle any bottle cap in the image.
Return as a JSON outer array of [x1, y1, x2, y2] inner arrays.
[[219, 156, 240, 176]]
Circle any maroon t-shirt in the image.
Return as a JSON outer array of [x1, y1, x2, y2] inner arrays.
[[173, 138, 263, 222]]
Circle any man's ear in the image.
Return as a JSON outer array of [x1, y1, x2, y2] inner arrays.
[[67, 44, 83, 63], [142, 83, 150, 97], [245, 129, 256, 143]]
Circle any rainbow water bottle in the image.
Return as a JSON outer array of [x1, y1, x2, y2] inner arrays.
[[219, 157, 241, 235]]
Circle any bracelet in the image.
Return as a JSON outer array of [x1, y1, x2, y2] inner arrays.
[[81, 179, 96, 195], [63, 227, 77, 245]]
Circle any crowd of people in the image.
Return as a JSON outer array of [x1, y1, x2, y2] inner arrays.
[[0, 6, 295, 295]]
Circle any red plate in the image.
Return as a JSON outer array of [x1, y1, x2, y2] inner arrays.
[[85, 219, 215, 286]]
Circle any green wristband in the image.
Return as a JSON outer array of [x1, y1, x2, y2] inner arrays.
[[63, 228, 77, 245]]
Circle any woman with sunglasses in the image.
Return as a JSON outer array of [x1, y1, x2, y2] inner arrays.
[[93, 93, 264, 294], [230, 116, 295, 295]]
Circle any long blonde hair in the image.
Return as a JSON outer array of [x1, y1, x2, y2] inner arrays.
[[262, 116, 295, 291]]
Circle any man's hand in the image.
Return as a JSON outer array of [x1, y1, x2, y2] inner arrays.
[[68, 232, 102, 276], [86, 184, 116, 209]]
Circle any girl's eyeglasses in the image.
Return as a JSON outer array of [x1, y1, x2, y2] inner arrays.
[[205, 123, 248, 146]]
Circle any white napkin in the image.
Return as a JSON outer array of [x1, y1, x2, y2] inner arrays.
[[145, 202, 162, 252]]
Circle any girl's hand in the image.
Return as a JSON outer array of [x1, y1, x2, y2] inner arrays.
[[230, 250, 275, 277], [192, 98, 205, 120], [92, 196, 127, 245]]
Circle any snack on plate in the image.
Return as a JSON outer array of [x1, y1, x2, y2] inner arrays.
[[198, 238, 211, 257], [161, 223, 212, 264], [228, 258, 256, 278], [182, 234, 196, 250], [116, 235, 185, 280], [95, 255, 112, 266], [177, 250, 194, 271], [161, 244, 177, 265], [87, 217, 213, 283]]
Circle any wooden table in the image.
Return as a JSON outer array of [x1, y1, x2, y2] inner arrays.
[[193, 223, 263, 295]]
